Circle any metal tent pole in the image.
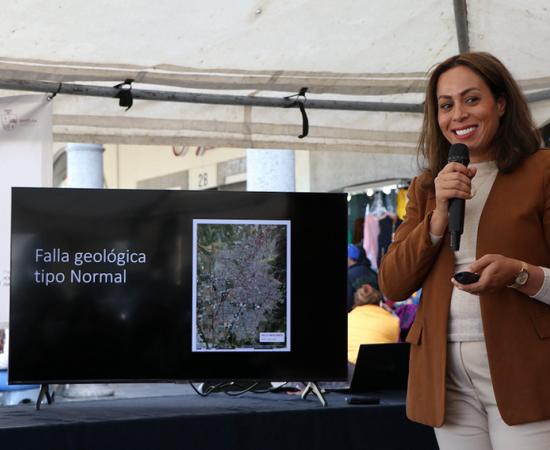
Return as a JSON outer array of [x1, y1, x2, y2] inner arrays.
[[0, 78, 424, 113]]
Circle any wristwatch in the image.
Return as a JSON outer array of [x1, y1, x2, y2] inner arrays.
[[508, 261, 529, 289]]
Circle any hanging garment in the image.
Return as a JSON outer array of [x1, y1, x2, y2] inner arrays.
[[352, 217, 364, 244], [396, 188, 408, 221], [377, 214, 401, 267], [362, 214, 380, 271]]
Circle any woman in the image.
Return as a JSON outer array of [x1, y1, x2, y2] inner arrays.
[[379, 52, 550, 450]]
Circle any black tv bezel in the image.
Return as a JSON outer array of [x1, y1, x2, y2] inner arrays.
[[9, 187, 348, 384]]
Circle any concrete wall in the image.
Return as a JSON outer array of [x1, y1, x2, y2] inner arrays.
[[103, 145, 247, 190], [54, 144, 418, 193], [101, 145, 313, 192], [308, 151, 419, 192]]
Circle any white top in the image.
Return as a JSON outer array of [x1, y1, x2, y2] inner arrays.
[[430, 161, 550, 341], [448, 161, 498, 341]]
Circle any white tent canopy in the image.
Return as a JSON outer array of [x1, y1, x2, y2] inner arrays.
[[1, 0, 549, 152]]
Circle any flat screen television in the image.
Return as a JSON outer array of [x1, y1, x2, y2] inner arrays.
[[9, 187, 347, 384]]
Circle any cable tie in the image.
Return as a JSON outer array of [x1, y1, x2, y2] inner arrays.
[[47, 83, 62, 101], [113, 79, 134, 110], [284, 87, 309, 138]]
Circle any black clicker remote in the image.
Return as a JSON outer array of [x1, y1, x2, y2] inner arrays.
[[454, 271, 480, 285], [345, 395, 380, 405]]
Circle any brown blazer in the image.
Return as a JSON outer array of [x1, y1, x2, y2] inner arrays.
[[379, 149, 550, 427]]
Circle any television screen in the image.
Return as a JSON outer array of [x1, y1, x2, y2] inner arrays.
[[9, 187, 347, 384]]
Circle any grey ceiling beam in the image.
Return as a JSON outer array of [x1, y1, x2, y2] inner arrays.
[[0, 78, 546, 118], [0, 78, 423, 113], [524, 89, 550, 102]]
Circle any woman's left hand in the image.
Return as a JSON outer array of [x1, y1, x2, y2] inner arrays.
[[451, 254, 519, 295]]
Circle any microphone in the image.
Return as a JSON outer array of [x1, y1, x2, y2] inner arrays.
[[447, 143, 470, 251]]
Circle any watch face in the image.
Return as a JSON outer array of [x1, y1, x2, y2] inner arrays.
[[517, 270, 529, 286]]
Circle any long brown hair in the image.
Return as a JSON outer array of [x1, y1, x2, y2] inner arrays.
[[418, 52, 541, 185]]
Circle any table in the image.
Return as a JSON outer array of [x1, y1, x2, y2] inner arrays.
[[0, 389, 438, 450]]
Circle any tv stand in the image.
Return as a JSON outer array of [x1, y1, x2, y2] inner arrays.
[[301, 381, 327, 406], [36, 384, 54, 410]]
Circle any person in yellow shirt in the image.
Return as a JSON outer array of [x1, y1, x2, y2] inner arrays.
[[347, 284, 400, 364]]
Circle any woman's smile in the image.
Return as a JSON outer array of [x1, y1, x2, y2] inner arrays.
[[453, 125, 478, 139]]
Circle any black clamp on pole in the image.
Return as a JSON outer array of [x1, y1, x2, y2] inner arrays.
[[284, 87, 309, 139], [113, 79, 134, 110], [47, 83, 62, 101]]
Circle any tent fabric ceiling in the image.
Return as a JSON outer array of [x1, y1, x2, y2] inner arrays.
[[0, 0, 549, 151]]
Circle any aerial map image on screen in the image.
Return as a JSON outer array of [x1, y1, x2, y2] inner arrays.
[[192, 219, 290, 352]]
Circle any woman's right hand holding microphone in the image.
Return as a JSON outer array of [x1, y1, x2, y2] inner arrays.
[[430, 162, 477, 237]]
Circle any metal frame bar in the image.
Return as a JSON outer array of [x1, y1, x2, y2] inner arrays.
[[453, 0, 470, 54], [0, 79, 424, 113], [1, 77, 547, 115]]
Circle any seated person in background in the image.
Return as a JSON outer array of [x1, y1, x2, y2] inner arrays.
[[347, 243, 379, 311], [384, 290, 421, 342], [347, 284, 400, 365]]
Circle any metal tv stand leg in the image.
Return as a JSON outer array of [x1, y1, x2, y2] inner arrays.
[[36, 384, 54, 411], [301, 381, 327, 406]]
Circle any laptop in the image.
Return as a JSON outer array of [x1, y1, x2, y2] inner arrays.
[[349, 342, 410, 393]]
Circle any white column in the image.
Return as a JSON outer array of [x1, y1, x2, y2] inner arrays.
[[246, 149, 295, 192], [65, 143, 104, 188], [0, 95, 52, 328], [63, 143, 114, 398]]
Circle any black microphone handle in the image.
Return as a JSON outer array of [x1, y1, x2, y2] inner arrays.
[[447, 143, 469, 251], [448, 196, 465, 251], [450, 231, 461, 252]]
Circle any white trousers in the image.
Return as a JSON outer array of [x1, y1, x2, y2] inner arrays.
[[434, 341, 550, 450]]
